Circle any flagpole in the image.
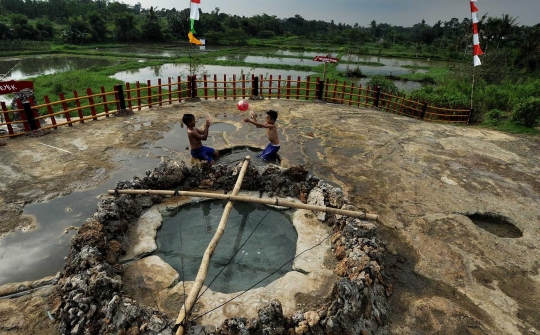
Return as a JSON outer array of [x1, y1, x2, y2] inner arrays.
[[469, 0, 483, 112], [470, 69, 475, 110]]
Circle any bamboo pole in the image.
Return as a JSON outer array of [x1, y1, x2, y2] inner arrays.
[[107, 189, 378, 221], [173, 156, 251, 335], [470, 71, 475, 110]]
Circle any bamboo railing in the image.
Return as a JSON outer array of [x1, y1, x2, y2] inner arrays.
[[0, 74, 472, 138]]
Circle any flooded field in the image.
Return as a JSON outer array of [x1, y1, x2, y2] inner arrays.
[[0, 46, 441, 93]]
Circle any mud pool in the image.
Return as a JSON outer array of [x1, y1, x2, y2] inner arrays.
[[156, 200, 297, 293]]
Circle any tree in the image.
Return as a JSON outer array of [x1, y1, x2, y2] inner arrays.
[[166, 9, 189, 37], [114, 13, 140, 42], [0, 22, 10, 40], [67, 17, 92, 44], [35, 20, 54, 41], [515, 25, 540, 71], [10, 14, 38, 40], [370, 20, 381, 40], [88, 11, 108, 42], [142, 6, 164, 41]]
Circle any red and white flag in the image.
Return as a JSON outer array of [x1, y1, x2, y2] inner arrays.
[[470, 0, 483, 66], [190, 0, 200, 20]]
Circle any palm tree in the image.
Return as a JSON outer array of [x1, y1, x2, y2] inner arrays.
[[516, 25, 540, 71], [495, 14, 519, 50]]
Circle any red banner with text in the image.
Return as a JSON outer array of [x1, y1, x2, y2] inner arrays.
[[0, 80, 34, 94], [313, 55, 339, 63]]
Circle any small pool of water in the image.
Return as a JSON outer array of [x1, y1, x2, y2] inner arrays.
[[468, 213, 523, 238], [219, 146, 280, 167], [156, 200, 297, 293]]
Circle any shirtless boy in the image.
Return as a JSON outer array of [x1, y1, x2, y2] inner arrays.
[[182, 113, 220, 164], [243, 110, 280, 161]]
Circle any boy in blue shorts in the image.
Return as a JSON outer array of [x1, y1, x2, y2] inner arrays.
[[182, 113, 220, 164], [243, 110, 280, 161]]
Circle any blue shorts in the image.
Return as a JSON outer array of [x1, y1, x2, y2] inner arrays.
[[191, 146, 215, 163], [258, 143, 280, 161]]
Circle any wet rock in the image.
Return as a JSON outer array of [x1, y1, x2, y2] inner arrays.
[[258, 300, 288, 334], [215, 317, 254, 335], [325, 279, 388, 335]]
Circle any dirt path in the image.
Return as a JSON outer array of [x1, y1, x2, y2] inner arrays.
[[0, 100, 539, 334]]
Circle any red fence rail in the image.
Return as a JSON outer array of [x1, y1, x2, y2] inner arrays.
[[0, 74, 471, 138]]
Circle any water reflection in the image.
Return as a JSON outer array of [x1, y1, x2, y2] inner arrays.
[[111, 64, 317, 83], [336, 63, 427, 76], [216, 55, 319, 67], [0, 56, 122, 80]]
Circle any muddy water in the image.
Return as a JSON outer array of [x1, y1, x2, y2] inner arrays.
[[0, 122, 259, 285], [156, 201, 296, 293]]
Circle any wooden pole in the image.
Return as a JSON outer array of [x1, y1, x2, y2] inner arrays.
[[174, 156, 251, 335], [107, 190, 379, 221], [470, 71, 475, 110]]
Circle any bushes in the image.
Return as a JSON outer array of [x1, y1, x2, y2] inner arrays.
[[483, 109, 504, 126], [367, 75, 398, 93], [512, 98, 540, 127]]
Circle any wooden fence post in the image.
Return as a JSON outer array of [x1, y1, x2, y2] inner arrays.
[[317, 80, 324, 100], [1, 101, 14, 135], [73, 90, 84, 123], [147, 80, 152, 108], [468, 109, 474, 125], [125, 83, 133, 109], [16, 100, 31, 131], [168, 77, 173, 104], [29, 97, 41, 129], [374, 86, 381, 108], [252, 76, 259, 97], [114, 84, 127, 110], [158, 78, 163, 106], [242, 74, 246, 99], [100, 87, 110, 116], [59, 93, 72, 126], [43, 96, 57, 128], [190, 75, 197, 98], [420, 102, 428, 119], [87, 88, 98, 120], [22, 101, 38, 130]]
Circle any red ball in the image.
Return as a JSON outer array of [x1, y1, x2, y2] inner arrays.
[[237, 99, 249, 112]]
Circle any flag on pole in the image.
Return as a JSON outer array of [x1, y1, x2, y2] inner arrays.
[[470, 0, 483, 66], [190, 0, 200, 32], [188, 0, 202, 45]]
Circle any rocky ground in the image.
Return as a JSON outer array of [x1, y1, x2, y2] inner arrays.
[[0, 99, 539, 334]]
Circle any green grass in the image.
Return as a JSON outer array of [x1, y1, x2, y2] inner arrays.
[[399, 67, 449, 82], [33, 70, 123, 98], [478, 121, 540, 135]]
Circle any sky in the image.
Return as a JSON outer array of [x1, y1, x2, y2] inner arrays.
[[125, 0, 539, 27]]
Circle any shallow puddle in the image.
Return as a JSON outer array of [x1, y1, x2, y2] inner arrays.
[[468, 213, 523, 238], [0, 156, 161, 285], [156, 201, 297, 293]]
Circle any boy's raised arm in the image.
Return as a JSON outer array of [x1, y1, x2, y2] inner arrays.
[[243, 112, 272, 128], [191, 117, 211, 140]]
